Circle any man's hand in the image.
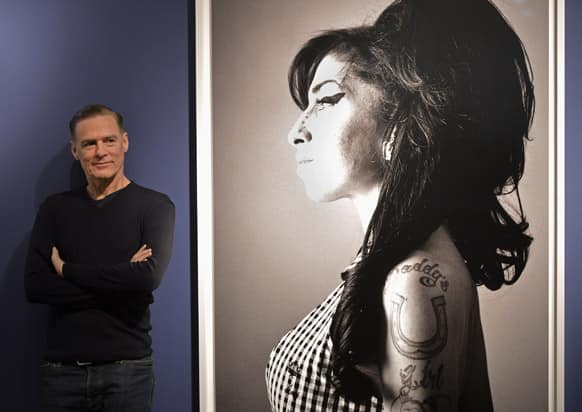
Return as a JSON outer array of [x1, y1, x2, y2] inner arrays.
[[131, 244, 152, 263], [51, 246, 64, 278]]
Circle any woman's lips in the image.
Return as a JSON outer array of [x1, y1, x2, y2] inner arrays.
[[296, 159, 313, 176], [296, 153, 314, 165]]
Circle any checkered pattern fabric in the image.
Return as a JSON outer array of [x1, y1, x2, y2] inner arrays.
[[266, 282, 383, 412]]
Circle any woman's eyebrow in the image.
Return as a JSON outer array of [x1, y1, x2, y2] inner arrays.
[[310, 79, 341, 95]]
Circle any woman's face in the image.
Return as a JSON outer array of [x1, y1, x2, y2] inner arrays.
[[288, 54, 386, 202]]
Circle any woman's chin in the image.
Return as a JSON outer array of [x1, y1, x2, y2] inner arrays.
[[303, 185, 342, 203]]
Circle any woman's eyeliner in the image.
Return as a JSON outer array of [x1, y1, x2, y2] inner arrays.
[[316, 92, 345, 106]]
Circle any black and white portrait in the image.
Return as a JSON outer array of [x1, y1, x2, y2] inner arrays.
[[198, 0, 554, 410]]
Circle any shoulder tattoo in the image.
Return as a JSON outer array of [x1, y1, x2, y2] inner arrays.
[[392, 258, 450, 293], [390, 294, 448, 360]]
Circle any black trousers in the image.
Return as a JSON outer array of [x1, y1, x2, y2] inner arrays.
[[40, 357, 155, 412]]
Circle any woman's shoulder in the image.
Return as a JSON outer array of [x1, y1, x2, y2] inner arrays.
[[386, 251, 473, 296], [385, 225, 475, 298], [382, 244, 477, 333]]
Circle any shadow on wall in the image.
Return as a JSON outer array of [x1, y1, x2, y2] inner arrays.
[[34, 144, 86, 208], [0, 236, 47, 411], [0, 145, 85, 410]]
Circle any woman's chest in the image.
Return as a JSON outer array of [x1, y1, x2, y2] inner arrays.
[[266, 284, 382, 412]]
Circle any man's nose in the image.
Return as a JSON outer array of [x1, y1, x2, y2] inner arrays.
[[287, 112, 312, 146], [95, 141, 106, 156]]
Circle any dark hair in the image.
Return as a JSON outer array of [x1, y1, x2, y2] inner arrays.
[[69, 103, 124, 138], [289, 0, 534, 401]]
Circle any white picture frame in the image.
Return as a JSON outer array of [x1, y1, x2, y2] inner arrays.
[[195, 0, 565, 410]]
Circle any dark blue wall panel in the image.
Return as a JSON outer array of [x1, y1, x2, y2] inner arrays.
[[566, 0, 582, 409], [0, 1, 191, 411]]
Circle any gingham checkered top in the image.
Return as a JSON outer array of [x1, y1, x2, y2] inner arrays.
[[265, 282, 383, 412]]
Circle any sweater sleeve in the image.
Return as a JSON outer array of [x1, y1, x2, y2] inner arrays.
[[24, 198, 98, 307], [63, 195, 175, 293]]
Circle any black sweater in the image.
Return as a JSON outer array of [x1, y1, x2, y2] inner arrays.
[[25, 182, 175, 362]]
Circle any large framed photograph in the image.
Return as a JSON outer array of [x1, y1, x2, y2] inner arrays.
[[196, 0, 563, 410]]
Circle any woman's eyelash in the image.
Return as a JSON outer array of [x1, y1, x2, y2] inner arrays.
[[315, 92, 345, 105]]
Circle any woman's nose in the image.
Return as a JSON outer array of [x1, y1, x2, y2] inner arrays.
[[287, 113, 312, 146]]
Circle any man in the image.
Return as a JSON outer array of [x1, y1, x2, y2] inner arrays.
[[25, 104, 175, 411]]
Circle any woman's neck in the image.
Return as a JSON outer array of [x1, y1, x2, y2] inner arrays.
[[351, 185, 381, 233]]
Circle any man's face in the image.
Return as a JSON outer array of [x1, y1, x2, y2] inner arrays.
[[71, 114, 128, 183]]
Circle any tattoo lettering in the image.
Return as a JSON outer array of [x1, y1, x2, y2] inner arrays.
[[393, 258, 449, 292], [390, 362, 450, 412], [399, 361, 444, 397], [419, 361, 444, 391], [390, 294, 448, 359], [399, 364, 416, 396]]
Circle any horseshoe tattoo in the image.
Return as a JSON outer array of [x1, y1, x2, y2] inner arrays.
[[390, 294, 448, 359]]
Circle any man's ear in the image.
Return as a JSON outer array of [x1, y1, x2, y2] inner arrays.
[[123, 132, 129, 153], [70, 140, 79, 160]]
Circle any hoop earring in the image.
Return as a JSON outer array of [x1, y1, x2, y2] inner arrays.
[[382, 128, 396, 161]]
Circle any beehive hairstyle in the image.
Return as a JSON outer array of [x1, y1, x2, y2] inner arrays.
[[288, 0, 534, 401]]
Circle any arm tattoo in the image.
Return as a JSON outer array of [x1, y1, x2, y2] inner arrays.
[[390, 294, 448, 359], [389, 363, 450, 412], [393, 258, 449, 292], [399, 361, 444, 396], [389, 395, 452, 412]]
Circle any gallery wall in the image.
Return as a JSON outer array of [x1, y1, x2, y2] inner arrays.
[[2, 0, 581, 410], [566, 0, 582, 409], [0, 1, 191, 411]]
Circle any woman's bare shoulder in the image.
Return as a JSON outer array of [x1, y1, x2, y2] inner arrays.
[[376, 249, 479, 409], [381, 248, 477, 341], [385, 250, 474, 300]]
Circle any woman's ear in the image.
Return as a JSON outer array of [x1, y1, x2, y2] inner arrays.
[[382, 127, 397, 161]]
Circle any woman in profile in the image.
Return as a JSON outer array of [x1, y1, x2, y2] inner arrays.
[[265, 0, 534, 410]]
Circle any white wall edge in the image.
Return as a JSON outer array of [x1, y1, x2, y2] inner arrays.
[[196, 0, 216, 410]]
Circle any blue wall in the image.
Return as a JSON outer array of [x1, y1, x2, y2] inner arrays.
[[566, 0, 582, 409], [0, 1, 191, 411]]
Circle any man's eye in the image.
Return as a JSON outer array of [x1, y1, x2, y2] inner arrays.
[[316, 93, 345, 106]]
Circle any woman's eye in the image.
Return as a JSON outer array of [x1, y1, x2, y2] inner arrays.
[[315, 92, 345, 106]]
